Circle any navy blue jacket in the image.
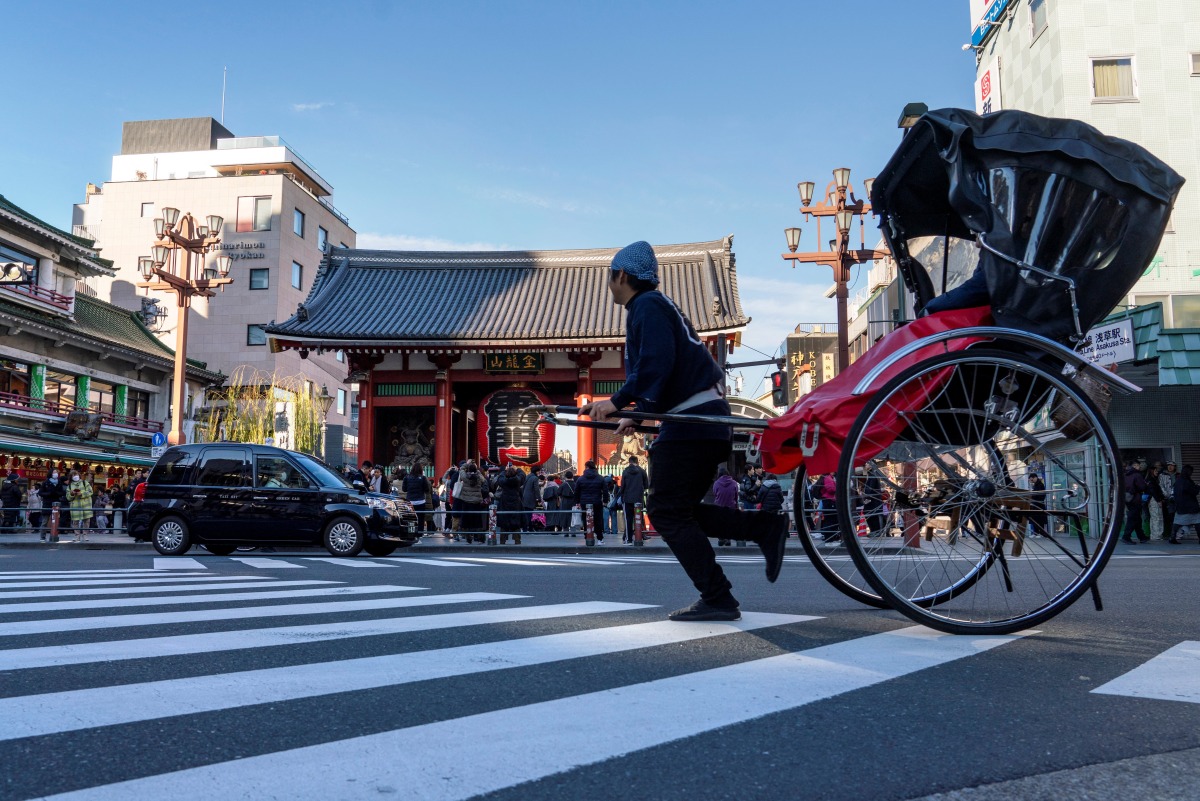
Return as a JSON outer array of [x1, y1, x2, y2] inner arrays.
[[609, 290, 729, 443], [575, 468, 606, 504]]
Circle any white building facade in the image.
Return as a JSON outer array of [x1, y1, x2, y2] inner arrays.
[[968, 0, 1200, 464], [73, 118, 359, 463]]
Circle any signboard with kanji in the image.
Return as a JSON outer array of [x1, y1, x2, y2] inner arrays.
[[483, 353, 544, 374], [1077, 318, 1135, 366]]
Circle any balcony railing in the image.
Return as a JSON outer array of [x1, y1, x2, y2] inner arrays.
[[0, 391, 163, 433], [1, 282, 72, 311]]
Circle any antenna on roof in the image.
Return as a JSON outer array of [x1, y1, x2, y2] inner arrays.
[[220, 66, 227, 124]]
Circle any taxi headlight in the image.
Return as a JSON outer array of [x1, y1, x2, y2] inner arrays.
[[366, 497, 396, 513]]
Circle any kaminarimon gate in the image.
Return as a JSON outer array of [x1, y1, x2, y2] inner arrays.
[[267, 238, 749, 478]]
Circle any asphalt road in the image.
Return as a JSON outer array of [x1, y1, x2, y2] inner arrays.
[[0, 546, 1196, 801]]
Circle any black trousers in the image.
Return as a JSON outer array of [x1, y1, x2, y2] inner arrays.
[[587, 502, 605, 539], [648, 439, 778, 608], [622, 502, 640, 541]]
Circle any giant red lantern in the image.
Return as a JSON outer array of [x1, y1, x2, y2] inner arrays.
[[476, 387, 555, 467]]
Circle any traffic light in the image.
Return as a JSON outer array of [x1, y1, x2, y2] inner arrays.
[[770, 370, 787, 407]]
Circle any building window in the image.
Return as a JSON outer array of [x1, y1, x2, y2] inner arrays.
[[317, 226, 328, 253], [249, 268, 269, 290], [0, 242, 38, 285], [43, 370, 75, 411], [293, 209, 305, 237], [1091, 57, 1137, 100], [291, 261, 303, 289], [247, 324, 267, 346], [1029, 0, 1047, 41], [337, 388, 347, 415], [1191, 53, 1200, 76], [127, 389, 151, 421], [140, 202, 155, 218], [236, 196, 272, 232], [1173, 295, 1200, 328], [88, 380, 115, 414], [350, 392, 359, 427]]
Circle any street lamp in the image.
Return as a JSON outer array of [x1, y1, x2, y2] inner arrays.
[[316, 384, 334, 460], [138, 209, 232, 445], [782, 167, 890, 372]]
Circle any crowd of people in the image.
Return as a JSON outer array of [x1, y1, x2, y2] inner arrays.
[[343, 456, 653, 544], [1122, 457, 1199, 544], [0, 468, 147, 542]]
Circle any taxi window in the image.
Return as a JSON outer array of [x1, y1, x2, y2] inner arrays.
[[148, 449, 195, 486], [256, 455, 314, 489], [194, 448, 251, 487]]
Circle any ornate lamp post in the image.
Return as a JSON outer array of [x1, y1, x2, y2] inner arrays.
[[316, 384, 334, 460], [138, 208, 232, 445], [782, 168, 889, 372]]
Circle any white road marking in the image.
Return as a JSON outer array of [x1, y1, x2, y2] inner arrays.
[[0, 612, 812, 741], [0, 579, 335, 602], [302, 558, 396, 567], [0, 600, 641, 670], [378, 557, 482, 568], [0, 575, 274, 590], [40, 626, 1028, 801], [492, 555, 626, 565], [0, 591, 512, 638], [228, 557, 305, 568], [0, 570, 187, 579], [153, 558, 208, 570], [438, 557, 578, 567], [0, 584, 421, 614], [1092, 642, 1200, 705]]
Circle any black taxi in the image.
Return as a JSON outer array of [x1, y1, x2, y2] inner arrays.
[[128, 443, 420, 557]]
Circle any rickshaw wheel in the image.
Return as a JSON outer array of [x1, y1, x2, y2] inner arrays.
[[792, 466, 889, 608], [837, 348, 1122, 635]]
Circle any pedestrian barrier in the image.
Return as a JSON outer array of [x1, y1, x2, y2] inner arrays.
[[584, 506, 596, 547], [487, 505, 498, 546], [0, 504, 126, 542], [633, 503, 644, 547], [48, 504, 60, 544]]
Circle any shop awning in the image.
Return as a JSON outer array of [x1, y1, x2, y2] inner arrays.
[[0, 437, 156, 467]]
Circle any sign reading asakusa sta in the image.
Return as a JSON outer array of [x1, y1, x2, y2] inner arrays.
[[1077, 318, 1135, 366]]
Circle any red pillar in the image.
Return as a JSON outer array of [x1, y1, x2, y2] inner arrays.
[[431, 354, 460, 479], [570, 352, 600, 468]]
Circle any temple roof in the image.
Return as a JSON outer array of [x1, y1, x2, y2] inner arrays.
[[267, 238, 749, 351]]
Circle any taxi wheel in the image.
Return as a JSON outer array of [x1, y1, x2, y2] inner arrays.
[[152, 516, 192, 556], [324, 517, 365, 557]]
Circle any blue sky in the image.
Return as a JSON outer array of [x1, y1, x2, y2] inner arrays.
[[1, 1, 975, 394]]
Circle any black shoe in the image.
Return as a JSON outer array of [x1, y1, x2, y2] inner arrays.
[[1168, 538, 1181, 544], [759, 512, 788, 583], [668, 599, 741, 622], [1121, 537, 1137, 544]]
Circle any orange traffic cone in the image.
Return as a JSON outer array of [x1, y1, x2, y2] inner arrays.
[[856, 508, 869, 537]]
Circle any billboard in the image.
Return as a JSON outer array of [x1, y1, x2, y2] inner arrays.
[[971, 0, 1010, 47], [975, 56, 1003, 114]]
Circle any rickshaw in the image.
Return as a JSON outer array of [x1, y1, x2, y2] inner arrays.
[[536, 108, 1184, 635]]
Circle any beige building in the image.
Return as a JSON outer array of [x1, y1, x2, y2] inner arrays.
[[73, 118, 359, 462]]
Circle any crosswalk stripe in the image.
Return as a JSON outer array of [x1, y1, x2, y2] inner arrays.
[[378, 557, 482, 568], [301, 557, 396, 567], [488, 555, 626, 565], [40, 625, 1028, 801], [1091, 641, 1200, 704], [0, 591, 502, 638], [229, 557, 305, 568], [0, 579, 335, 602], [0, 584, 419, 615], [0, 569, 182, 579], [0, 611, 812, 741], [438, 557, 584, 567], [0, 575, 274, 590], [0, 600, 641, 671], [153, 558, 209, 570]]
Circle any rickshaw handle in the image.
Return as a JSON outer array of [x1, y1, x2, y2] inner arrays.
[[849, 326, 1142, 397], [528, 405, 771, 431]]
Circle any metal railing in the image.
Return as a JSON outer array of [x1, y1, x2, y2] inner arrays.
[[0, 504, 130, 542], [1, 282, 72, 311], [0, 391, 164, 433]]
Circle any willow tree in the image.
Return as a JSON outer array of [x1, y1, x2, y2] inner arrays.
[[198, 367, 323, 455]]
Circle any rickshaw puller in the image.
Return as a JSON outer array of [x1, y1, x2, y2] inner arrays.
[[580, 241, 788, 622]]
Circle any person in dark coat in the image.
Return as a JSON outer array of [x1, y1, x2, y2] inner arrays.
[[495, 465, 525, 543], [1169, 464, 1200, 544], [401, 465, 436, 535], [711, 464, 739, 546], [1122, 460, 1149, 544], [574, 461, 607, 543], [558, 471, 578, 534], [757, 473, 784, 514], [620, 456, 650, 544], [0, 473, 21, 531], [580, 242, 787, 620]]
